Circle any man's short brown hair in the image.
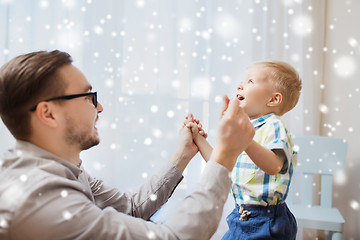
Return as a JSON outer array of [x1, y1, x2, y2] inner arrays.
[[0, 50, 72, 140]]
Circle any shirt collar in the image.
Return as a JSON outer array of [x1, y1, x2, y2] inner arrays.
[[13, 140, 83, 177], [250, 113, 278, 128]]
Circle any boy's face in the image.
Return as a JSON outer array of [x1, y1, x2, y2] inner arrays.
[[236, 65, 276, 119]]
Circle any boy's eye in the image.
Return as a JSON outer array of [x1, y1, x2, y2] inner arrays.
[[248, 79, 254, 84]]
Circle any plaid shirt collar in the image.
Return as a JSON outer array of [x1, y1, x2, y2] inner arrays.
[[250, 113, 278, 128]]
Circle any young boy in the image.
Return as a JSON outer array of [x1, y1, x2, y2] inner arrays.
[[185, 61, 301, 239]]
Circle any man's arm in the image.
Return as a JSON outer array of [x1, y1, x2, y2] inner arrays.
[[11, 162, 233, 240], [10, 97, 254, 240], [169, 120, 199, 173], [88, 121, 198, 218], [87, 161, 183, 219]]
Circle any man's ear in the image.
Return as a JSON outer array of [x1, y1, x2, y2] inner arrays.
[[34, 102, 58, 128], [267, 92, 282, 107]]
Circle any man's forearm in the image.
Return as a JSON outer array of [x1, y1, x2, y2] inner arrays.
[[89, 162, 183, 219], [170, 148, 193, 173], [165, 161, 232, 239]]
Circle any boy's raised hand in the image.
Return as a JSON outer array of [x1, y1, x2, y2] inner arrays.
[[184, 113, 208, 138]]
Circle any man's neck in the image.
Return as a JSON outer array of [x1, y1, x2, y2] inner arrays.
[[29, 137, 81, 166]]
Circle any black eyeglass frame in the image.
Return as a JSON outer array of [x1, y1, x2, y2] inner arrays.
[[30, 92, 97, 112]]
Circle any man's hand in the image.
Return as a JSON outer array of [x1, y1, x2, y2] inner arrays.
[[184, 113, 208, 138], [170, 115, 201, 173], [210, 95, 255, 171]]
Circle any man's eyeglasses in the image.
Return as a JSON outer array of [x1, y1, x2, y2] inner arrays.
[[30, 92, 97, 112]]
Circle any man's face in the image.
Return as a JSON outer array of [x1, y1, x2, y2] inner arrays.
[[56, 64, 103, 151]]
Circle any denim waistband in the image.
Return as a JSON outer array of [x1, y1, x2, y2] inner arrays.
[[235, 202, 288, 218]]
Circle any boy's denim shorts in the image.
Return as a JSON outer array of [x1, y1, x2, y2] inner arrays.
[[221, 202, 297, 240]]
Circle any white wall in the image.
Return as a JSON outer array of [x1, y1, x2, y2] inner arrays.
[[322, 0, 360, 239]]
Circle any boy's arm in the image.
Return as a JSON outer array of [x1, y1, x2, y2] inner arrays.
[[187, 122, 213, 162], [245, 140, 285, 175]]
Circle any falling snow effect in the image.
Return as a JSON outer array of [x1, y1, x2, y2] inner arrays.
[[350, 200, 359, 211], [150, 194, 157, 201], [0, 0, 359, 238], [19, 174, 28, 182], [61, 190, 69, 198], [147, 230, 156, 239], [214, 13, 241, 39], [0, 219, 9, 228], [62, 210, 73, 220], [290, 15, 313, 36], [1, 184, 24, 208]]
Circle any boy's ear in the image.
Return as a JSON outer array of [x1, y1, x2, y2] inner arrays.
[[267, 92, 282, 107], [34, 102, 58, 128]]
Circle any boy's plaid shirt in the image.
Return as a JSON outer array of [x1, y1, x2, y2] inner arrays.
[[231, 113, 297, 206]]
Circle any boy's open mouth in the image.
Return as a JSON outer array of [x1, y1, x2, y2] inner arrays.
[[237, 94, 245, 101]]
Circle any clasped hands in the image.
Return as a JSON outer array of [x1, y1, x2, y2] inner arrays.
[[183, 95, 255, 172]]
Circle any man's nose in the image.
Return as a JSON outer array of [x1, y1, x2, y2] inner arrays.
[[97, 102, 103, 113]]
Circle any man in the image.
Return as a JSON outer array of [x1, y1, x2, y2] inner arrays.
[[0, 50, 254, 239]]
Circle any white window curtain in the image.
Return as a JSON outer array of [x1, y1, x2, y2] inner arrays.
[[0, 0, 329, 238]]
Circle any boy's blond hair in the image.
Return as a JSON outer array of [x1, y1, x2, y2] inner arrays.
[[253, 61, 302, 115]]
